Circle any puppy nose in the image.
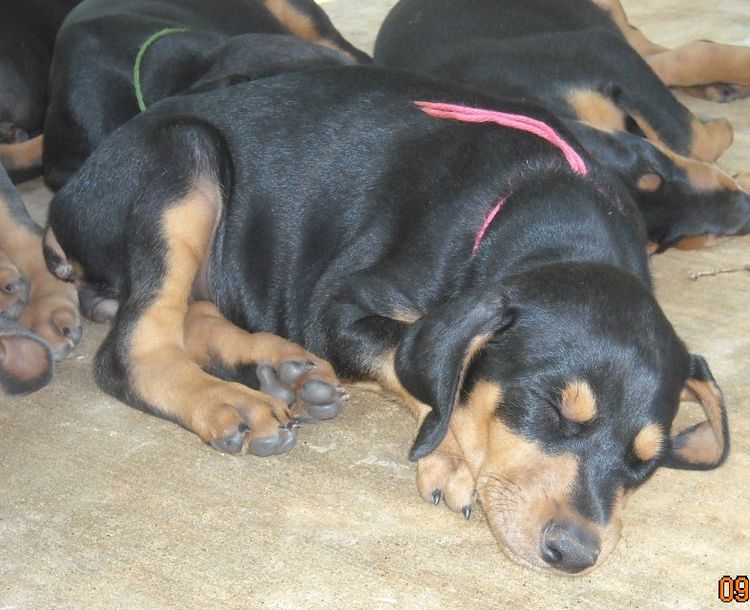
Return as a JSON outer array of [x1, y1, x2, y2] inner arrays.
[[540, 520, 600, 573]]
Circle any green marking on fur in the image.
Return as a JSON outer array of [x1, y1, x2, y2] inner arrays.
[[133, 27, 191, 112]]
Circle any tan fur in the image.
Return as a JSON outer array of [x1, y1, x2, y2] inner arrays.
[[0, 332, 50, 384], [263, 0, 351, 57], [417, 380, 623, 573], [632, 423, 664, 462], [636, 172, 662, 192], [589, 0, 667, 56], [126, 181, 293, 449], [647, 41, 750, 89], [560, 380, 597, 424], [0, 195, 79, 355], [674, 379, 726, 466], [566, 89, 626, 133], [630, 113, 732, 164], [0, 135, 43, 172]]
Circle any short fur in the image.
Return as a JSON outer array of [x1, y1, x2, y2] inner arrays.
[[45, 67, 729, 574], [374, 0, 750, 249], [42, 0, 370, 190]]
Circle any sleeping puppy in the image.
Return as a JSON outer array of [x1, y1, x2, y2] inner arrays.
[[43, 67, 728, 574], [0, 0, 81, 181], [2, 5, 364, 393], [41, 0, 369, 191], [0, 165, 79, 394], [374, 0, 750, 250]]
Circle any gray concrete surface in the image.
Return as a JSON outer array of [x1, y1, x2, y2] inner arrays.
[[1, 1, 749, 608]]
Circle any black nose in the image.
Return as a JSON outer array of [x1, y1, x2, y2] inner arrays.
[[540, 520, 600, 573]]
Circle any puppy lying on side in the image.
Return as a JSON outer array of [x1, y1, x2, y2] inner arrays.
[[374, 0, 750, 250], [43, 67, 728, 574], [2, 0, 365, 394], [0, 0, 81, 182], [41, 0, 369, 191]]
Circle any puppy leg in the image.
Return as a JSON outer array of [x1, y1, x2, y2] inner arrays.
[[0, 316, 53, 396], [95, 181, 298, 456], [591, 0, 750, 101], [263, 0, 370, 63], [184, 300, 348, 422], [589, 0, 667, 56], [0, 168, 80, 360], [0, 135, 44, 181], [647, 42, 750, 102]]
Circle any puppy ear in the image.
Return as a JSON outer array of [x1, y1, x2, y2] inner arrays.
[[664, 354, 729, 470], [0, 318, 54, 396], [395, 290, 514, 461]]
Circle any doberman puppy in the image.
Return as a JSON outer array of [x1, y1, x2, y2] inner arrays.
[[2, 0, 365, 394], [0, 166, 79, 394], [374, 0, 750, 250], [0, 0, 81, 182], [43, 67, 729, 574], [40, 0, 370, 191]]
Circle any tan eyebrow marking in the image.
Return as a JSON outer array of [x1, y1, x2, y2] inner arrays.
[[560, 380, 597, 423], [633, 423, 664, 461]]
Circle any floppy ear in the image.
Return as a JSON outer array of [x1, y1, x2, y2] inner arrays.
[[0, 318, 54, 396], [394, 290, 514, 461], [664, 354, 729, 470]]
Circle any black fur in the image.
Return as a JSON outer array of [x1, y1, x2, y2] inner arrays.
[[43, 0, 370, 190], [0, 0, 80, 181], [46, 66, 729, 502], [374, 0, 750, 247]]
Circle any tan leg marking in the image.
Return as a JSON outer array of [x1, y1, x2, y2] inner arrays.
[[647, 42, 750, 90], [0, 191, 79, 358], [0, 135, 43, 172], [183, 300, 346, 420], [631, 112, 732, 163], [126, 184, 296, 454], [589, 0, 667, 57], [566, 89, 626, 133], [673, 379, 727, 466], [263, 0, 355, 59], [591, 0, 750, 97]]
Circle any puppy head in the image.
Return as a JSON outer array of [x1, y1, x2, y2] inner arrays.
[[397, 262, 727, 574]]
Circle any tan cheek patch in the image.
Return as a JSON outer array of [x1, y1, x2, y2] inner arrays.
[[560, 380, 597, 423], [633, 423, 664, 461], [636, 172, 663, 191]]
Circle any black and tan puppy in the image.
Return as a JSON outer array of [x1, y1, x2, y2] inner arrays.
[[0, 0, 81, 181], [41, 0, 369, 190], [0, 166, 80, 393], [374, 0, 750, 250], [43, 67, 728, 574]]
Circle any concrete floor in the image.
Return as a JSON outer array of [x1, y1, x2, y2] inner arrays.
[[1, 1, 749, 608]]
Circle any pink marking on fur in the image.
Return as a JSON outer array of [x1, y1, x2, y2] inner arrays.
[[472, 195, 508, 255], [414, 101, 588, 175]]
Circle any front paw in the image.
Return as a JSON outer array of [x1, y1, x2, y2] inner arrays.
[[0, 258, 28, 319], [256, 358, 349, 422], [19, 290, 82, 361], [417, 444, 476, 519], [195, 384, 300, 457]]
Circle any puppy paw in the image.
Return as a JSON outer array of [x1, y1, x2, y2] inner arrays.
[[19, 281, 82, 361], [197, 384, 300, 456], [417, 442, 476, 519], [256, 359, 349, 422], [0, 252, 28, 318]]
